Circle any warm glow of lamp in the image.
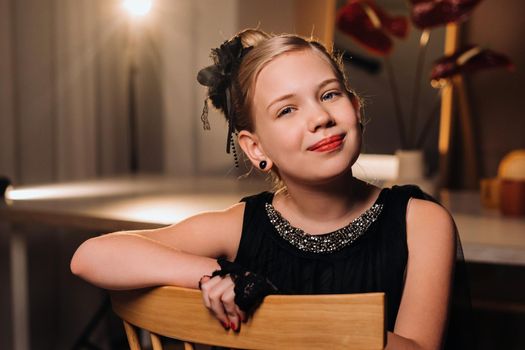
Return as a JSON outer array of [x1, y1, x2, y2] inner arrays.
[[122, 0, 152, 17]]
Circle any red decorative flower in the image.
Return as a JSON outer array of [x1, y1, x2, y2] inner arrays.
[[409, 0, 483, 29], [430, 45, 514, 84], [336, 0, 409, 56]]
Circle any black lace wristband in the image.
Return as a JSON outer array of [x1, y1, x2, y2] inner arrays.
[[211, 258, 278, 313], [211, 258, 246, 280]]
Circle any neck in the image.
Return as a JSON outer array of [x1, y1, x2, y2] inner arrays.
[[275, 171, 372, 223]]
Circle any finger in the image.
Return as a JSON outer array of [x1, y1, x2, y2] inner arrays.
[[198, 275, 211, 290], [200, 275, 222, 309], [208, 278, 235, 328], [229, 288, 247, 324], [221, 287, 240, 331], [235, 304, 247, 323]]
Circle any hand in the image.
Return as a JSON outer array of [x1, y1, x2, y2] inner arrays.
[[199, 275, 246, 332]]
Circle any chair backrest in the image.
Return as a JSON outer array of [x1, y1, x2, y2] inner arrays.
[[110, 286, 385, 350]]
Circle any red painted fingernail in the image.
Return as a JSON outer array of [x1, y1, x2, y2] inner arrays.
[[221, 321, 229, 330], [230, 322, 238, 331]]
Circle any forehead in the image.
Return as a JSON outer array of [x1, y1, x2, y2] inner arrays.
[[253, 50, 337, 99]]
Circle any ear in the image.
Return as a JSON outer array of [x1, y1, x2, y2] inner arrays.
[[237, 130, 273, 171]]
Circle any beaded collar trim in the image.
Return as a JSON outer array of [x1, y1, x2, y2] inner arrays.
[[265, 202, 384, 253]]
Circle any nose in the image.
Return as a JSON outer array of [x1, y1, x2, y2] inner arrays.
[[307, 105, 335, 132]]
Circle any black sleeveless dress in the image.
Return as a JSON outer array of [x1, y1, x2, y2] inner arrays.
[[234, 185, 431, 332]]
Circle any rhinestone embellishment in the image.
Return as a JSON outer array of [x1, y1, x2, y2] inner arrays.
[[265, 202, 383, 253]]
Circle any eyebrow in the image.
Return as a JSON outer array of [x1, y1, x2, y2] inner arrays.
[[266, 78, 341, 111]]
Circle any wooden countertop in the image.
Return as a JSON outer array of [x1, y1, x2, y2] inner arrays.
[[2, 176, 524, 265], [440, 191, 525, 266]]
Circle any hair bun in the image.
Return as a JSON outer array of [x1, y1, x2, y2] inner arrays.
[[196, 36, 252, 112]]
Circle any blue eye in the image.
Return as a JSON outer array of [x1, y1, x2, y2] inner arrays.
[[322, 91, 341, 101]]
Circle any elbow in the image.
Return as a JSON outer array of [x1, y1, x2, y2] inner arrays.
[[70, 252, 82, 277], [70, 238, 96, 278]]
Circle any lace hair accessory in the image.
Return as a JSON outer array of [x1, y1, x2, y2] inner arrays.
[[211, 257, 278, 313], [197, 36, 253, 158]]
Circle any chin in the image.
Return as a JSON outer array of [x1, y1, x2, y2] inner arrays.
[[280, 150, 358, 184], [309, 162, 355, 183]]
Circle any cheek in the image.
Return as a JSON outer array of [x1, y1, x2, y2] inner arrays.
[[344, 102, 360, 126], [261, 123, 304, 159], [270, 127, 302, 151], [345, 98, 359, 118]]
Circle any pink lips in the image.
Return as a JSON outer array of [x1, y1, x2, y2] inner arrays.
[[307, 134, 345, 152]]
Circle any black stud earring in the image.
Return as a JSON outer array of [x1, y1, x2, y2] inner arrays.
[[259, 160, 267, 170]]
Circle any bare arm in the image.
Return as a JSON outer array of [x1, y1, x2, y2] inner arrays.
[[385, 198, 456, 350], [70, 202, 245, 290]]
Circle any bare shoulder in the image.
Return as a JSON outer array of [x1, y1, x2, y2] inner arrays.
[[406, 198, 456, 249], [138, 201, 246, 261]]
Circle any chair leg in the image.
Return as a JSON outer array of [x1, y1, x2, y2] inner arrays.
[[183, 342, 195, 350], [123, 320, 142, 350], [150, 333, 163, 350]]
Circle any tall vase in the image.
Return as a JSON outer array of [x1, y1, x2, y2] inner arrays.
[[394, 149, 437, 196]]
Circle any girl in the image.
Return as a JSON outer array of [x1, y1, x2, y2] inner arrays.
[[71, 29, 459, 350]]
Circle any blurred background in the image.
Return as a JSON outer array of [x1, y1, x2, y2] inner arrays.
[[1, 0, 523, 186], [1, 0, 524, 349]]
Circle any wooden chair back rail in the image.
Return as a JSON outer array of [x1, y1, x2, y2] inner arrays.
[[110, 286, 386, 350]]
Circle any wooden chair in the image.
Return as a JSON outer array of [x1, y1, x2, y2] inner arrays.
[[110, 286, 385, 350]]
